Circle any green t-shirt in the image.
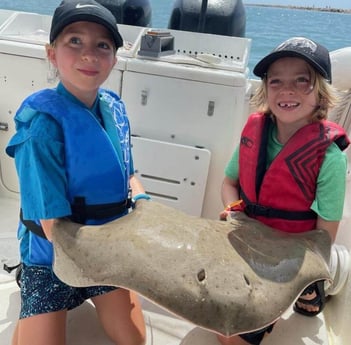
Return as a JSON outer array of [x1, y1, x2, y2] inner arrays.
[[224, 125, 348, 221]]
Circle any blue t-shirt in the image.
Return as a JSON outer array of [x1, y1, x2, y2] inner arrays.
[[8, 83, 133, 265]]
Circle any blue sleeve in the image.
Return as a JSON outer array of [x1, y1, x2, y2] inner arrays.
[[13, 112, 71, 220]]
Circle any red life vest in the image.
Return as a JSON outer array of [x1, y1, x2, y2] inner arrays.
[[239, 112, 350, 233]]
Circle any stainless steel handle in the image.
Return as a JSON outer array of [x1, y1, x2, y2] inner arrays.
[[0, 122, 8, 131]]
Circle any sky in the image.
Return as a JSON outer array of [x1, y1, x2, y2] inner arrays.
[[244, 0, 351, 10]]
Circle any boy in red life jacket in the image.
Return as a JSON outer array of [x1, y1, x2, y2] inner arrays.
[[218, 37, 350, 345]]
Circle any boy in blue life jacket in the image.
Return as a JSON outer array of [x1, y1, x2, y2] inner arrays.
[[6, 1, 149, 344]]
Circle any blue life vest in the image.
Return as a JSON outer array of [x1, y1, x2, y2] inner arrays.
[[8, 88, 132, 265]]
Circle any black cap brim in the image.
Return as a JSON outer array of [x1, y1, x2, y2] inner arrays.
[[50, 0, 123, 49], [253, 37, 331, 82], [253, 50, 330, 80]]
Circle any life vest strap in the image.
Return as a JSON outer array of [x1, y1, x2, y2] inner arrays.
[[244, 202, 317, 220], [20, 208, 47, 239], [20, 197, 132, 239], [70, 197, 131, 223], [240, 192, 317, 221]]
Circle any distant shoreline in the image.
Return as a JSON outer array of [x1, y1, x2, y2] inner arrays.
[[246, 4, 351, 14]]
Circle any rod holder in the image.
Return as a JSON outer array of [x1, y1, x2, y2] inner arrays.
[[138, 30, 175, 58]]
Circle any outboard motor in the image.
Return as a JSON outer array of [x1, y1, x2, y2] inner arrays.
[[124, 0, 152, 26], [97, 0, 152, 27], [168, 0, 246, 37], [96, 0, 124, 23]]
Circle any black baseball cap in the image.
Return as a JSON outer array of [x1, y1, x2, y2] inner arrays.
[[253, 37, 331, 82], [50, 0, 123, 49]]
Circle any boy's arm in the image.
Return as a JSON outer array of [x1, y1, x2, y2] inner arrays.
[[316, 217, 339, 243]]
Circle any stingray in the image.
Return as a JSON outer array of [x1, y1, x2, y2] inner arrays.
[[52, 200, 332, 336]]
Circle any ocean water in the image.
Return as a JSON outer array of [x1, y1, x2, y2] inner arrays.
[[1, 0, 351, 76]]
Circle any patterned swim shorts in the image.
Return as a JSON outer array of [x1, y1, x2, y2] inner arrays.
[[19, 264, 117, 319]]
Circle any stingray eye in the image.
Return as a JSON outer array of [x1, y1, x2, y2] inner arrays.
[[197, 268, 207, 283]]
